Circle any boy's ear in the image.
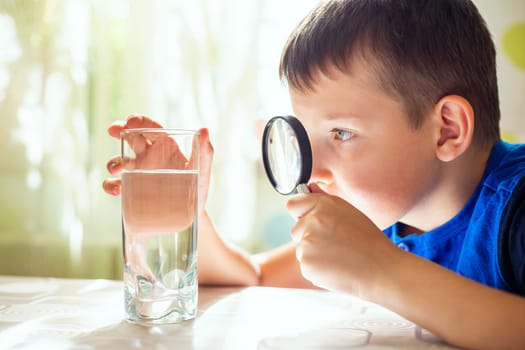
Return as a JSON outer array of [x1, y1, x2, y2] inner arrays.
[[433, 95, 475, 162]]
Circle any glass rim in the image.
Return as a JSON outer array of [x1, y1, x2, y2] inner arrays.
[[120, 128, 199, 137]]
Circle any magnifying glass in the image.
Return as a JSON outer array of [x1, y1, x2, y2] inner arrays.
[[262, 115, 312, 195]]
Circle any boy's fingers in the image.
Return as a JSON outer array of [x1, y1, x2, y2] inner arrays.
[[154, 136, 185, 167], [190, 128, 213, 168], [102, 178, 121, 196], [286, 194, 316, 219], [308, 182, 325, 193], [120, 116, 166, 156], [107, 155, 123, 175], [108, 120, 126, 139], [196, 128, 214, 211], [125, 115, 163, 129], [108, 115, 164, 141], [105, 115, 164, 197], [290, 220, 307, 243]]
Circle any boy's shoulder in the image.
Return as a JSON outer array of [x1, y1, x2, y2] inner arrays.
[[485, 142, 525, 295], [483, 141, 525, 193]]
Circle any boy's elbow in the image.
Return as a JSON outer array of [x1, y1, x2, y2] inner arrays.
[[198, 260, 261, 287]]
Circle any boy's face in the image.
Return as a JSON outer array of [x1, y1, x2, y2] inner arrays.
[[290, 60, 440, 230]]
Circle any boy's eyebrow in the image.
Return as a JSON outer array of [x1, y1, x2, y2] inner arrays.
[[324, 113, 361, 121]]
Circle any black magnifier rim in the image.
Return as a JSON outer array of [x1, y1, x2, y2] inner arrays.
[[262, 115, 312, 195]]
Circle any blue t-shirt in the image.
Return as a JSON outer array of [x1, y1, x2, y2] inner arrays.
[[384, 141, 525, 295]]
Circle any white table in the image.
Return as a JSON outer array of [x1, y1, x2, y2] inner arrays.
[[0, 275, 456, 349]]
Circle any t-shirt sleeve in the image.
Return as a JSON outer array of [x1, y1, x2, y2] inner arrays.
[[498, 177, 525, 296]]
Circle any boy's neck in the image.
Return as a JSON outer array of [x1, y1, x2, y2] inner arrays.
[[397, 223, 424, 237], [398, 144, 493, 237]]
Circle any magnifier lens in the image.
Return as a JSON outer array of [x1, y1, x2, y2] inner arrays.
[[267, 119, 302, 194], [262, 116, 312, 195]]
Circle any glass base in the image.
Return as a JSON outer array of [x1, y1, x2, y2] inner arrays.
[[124, 281, 197, 324], [126, 312, 196, 325], [125, 294, 197, 324]]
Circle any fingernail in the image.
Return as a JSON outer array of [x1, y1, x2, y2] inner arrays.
[[110, 185, 120, 196]]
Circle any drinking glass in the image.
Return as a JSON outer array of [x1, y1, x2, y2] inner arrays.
[[120, 128, 199, 324]]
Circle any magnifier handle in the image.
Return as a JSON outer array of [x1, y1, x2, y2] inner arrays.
[[295, 183, 311, 194]]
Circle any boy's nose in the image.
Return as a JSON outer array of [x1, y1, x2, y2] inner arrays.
[[309, 151, 333, 186]]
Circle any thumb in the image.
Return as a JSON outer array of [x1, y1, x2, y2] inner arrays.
[[196, 128, 214, 213], [308, 182, 325, 193]]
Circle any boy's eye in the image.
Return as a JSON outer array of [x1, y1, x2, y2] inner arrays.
[[331, 128, 354, 142]]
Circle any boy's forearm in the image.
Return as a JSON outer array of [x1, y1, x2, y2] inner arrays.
[[255, 242, 318, 289], [196, 211, 315, 288], [371, 250, 525, 350], [197, 211, 260, 286]]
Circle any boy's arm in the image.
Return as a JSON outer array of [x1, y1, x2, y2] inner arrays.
[[256, 243, 318, 288], [196, 210, 259, 286], [197, 210, 316, 288], [373, 249, 525, 350], [287, 187, 525, 350], [380, 181, 525, 349]]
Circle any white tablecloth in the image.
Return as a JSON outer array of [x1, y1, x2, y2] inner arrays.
[[0, 275, 456, 349]]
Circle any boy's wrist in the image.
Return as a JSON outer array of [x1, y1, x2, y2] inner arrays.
[[364, 244, 407, 304]]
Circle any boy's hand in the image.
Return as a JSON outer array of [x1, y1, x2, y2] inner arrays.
[[286, 183, 396, 298], [102, 114, 214, 214]]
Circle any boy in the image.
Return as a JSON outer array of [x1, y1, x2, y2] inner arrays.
[[104, 0, 525, 348]]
